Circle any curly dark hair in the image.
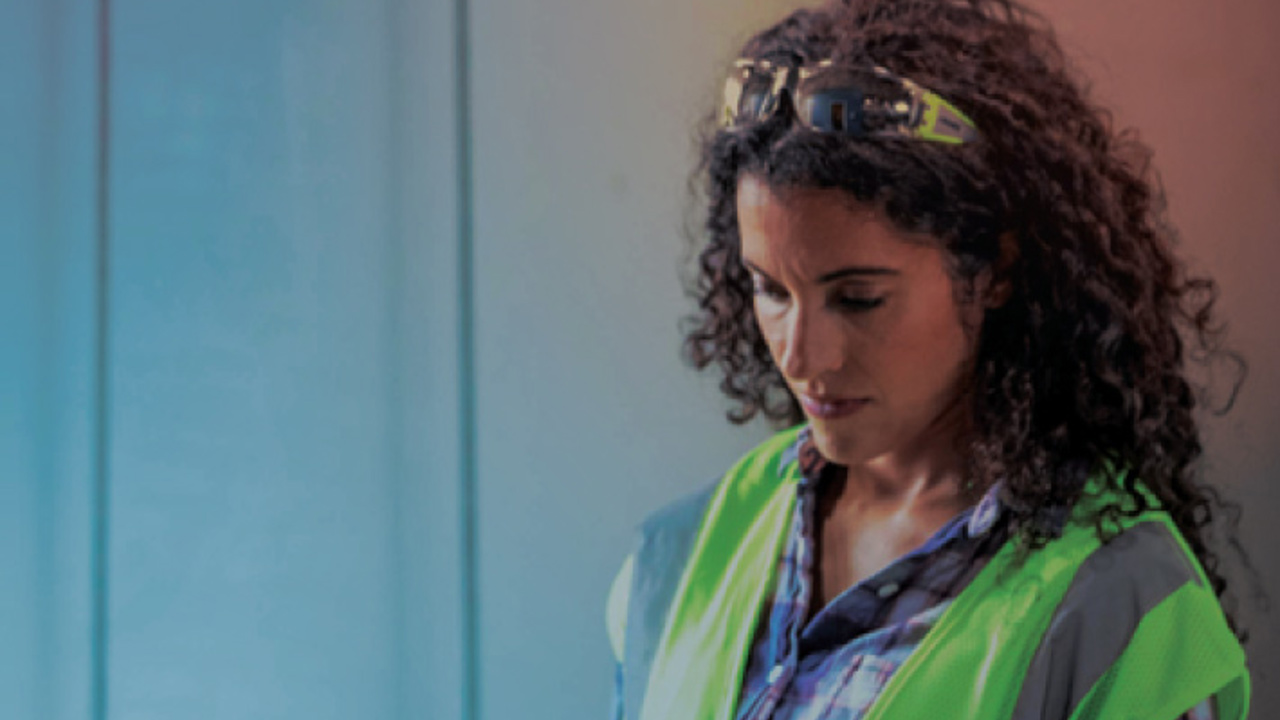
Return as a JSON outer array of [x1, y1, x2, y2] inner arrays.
[[682, 0, 1250, 633]]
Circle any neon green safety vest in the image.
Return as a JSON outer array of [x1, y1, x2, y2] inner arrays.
[[607, 427, 1250, 720]]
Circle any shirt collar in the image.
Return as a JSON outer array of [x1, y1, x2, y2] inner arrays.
[[778, 425, 829, 488]]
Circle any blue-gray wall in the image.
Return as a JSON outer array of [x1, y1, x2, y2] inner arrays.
[[3, 1, 1277, 719]]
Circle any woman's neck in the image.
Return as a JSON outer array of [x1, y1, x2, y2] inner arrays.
[[842, 401, 974, 509]]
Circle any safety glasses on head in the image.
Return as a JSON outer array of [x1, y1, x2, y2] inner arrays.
[[720, 58, 980, 145]]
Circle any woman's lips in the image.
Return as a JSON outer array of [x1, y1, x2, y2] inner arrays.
[[798, 393, 871, 419]]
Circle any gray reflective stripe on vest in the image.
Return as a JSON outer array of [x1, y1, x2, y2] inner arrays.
[[1012, 520, 1205, 720], [623, 482, 717, 720]]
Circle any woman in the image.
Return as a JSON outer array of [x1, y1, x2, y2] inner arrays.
[[606, 0, 1250, 718]]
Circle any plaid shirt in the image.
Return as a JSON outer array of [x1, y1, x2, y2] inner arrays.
[[612, 427, 1216, 719], [733, 428, 1009, 720]]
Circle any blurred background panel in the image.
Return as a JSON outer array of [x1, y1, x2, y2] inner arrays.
[[4, 0, 467, 718], [109, 0, 397, 717], [1, 1, 101, 718], [2, 0, 101, 712], [2, 0, 1276, 719], [104, 0, 464, 718]]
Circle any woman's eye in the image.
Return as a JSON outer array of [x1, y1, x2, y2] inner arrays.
[[752, 279, 788, 301], [836, 295, 885, 312]]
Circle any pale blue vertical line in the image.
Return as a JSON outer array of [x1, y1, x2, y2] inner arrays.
[[384, 1, 407, 718], [454, 0, 479, 716], [91, 0, 111, 718]]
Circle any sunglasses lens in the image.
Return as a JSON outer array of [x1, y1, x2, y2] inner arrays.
[[796, 86, 866, 134], [722, 66, 779, 126], [796, 67, 913, 136]]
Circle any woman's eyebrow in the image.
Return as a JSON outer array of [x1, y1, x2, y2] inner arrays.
[[743, 259, 898, 283], [817, 266, 899, 282], [741, 259, 775, 280]]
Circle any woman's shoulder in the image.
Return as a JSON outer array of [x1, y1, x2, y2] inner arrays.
[[1049, 514, 1209, 627], [1014, 515, 1244, 718], [1027, 478, 1214, 629], [607, 426, 808, 666], [639, 425, 808, 533], [637, 479, 720, 540]]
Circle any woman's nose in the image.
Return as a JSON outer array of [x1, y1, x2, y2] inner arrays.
[[778, 306, 842, 381]]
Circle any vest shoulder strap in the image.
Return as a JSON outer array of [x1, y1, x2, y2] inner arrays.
[[637, 427, 803, 720], [865, 501, 1248, 720], [1063, 512, 1250, 720], [617, 480, 718, 719], [1017, 518, 1248, 719]]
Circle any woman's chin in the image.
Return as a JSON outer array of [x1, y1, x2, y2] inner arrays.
[[808, 422, 876, 467]]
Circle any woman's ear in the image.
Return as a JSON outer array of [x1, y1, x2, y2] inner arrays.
[[983, 231, 1019, 309]]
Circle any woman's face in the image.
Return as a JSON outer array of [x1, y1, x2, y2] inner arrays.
[[737, 174, 982, 470]]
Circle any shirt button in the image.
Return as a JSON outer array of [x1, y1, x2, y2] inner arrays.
[[877, 582, 900, 598], [970, 495, 999, 536], [767, 664, 785, 683]]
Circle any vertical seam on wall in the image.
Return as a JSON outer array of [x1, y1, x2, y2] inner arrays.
[[455, 0, 479, 718], [92, 0, 112, 718], [384, 1, 405, 715], [386, 1, 407, 717]]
